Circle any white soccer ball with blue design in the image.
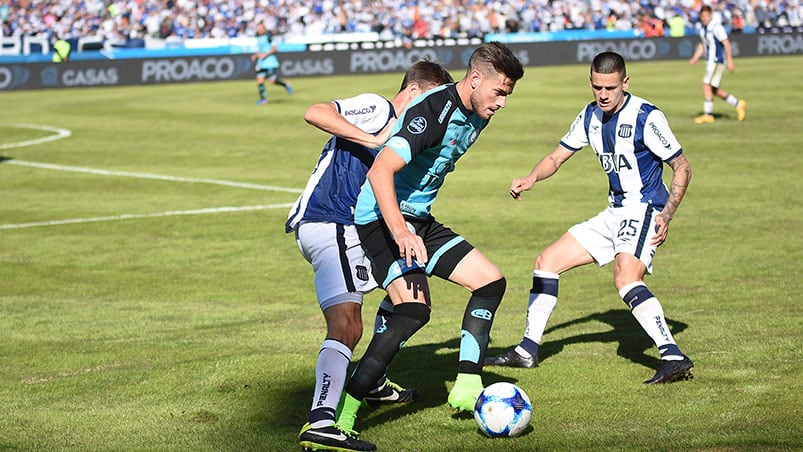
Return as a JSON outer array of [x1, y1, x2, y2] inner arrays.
[[474, 382, 532, 438]]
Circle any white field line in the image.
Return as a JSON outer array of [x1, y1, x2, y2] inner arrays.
[[0, 123, 71, 149], [1, 123, 302, 229], [0, 204, 295, 230], [4, 159, 303, 193]]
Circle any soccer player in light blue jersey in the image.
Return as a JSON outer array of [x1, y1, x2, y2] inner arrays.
[[251, 21, 293, 105], [485, 51, 695, 385], [287, 61, 453, 452], [334, 43, 524, 444], [689, 5, 747, 123]]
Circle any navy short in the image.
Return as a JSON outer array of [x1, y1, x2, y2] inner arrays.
[[356, 215, 475, 289]]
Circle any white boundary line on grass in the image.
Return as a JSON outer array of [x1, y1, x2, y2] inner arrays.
[[0, 123, 72, 149], [4, 159, 303, 193], [1, 123, 302, 230], [0, 204, 295, 230]]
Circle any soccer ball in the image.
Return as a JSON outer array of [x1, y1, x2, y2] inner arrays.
[[474, 382, 532, 438]]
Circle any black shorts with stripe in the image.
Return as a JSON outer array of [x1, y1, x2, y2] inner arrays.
[[356, 215, 474, 289]]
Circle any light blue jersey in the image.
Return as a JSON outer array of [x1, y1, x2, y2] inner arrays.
[[354, 84, 488, 224], [256, 33, 279, 70], [559, 93, 683, 209]]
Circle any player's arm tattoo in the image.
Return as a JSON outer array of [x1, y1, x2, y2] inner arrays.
[[662, 154, 691, 221], [546, 155, 560, 172]]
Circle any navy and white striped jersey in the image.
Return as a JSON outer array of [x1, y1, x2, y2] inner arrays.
[[697, 20, 729, 64], [559, 93, 683, 209], [285, 93, 395, 232], [354, 83, 488, 224]]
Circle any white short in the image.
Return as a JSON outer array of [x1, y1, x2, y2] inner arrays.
[[703, 61, 726, 88], [568, 204, 660, 274], [295, 222, 378, 310]]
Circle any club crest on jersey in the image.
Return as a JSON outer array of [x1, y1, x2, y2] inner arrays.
[[618, 124, 633, 138], [407, 116, 427, 134], [355, 265, 370, 282]]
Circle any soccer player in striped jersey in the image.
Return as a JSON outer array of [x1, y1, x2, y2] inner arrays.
[[334, 43, 524, 444], [689, 5, 747, 123], [286, 61, 453, 452], [485, 51, 695, 385]]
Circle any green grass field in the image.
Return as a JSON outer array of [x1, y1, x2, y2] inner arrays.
[[1, 55, 801, 451]]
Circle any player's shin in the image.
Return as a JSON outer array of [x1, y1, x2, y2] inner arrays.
[[519, 270, 559, 358], [340, 302, 430, 428], [620, 282, 684, 360], [310, 339, 352, 428], [459, 277, 506, 374]]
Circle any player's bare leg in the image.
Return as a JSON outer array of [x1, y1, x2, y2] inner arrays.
[[486, 233, 594, 368]]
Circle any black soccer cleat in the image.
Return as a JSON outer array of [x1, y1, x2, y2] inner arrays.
[[299, 423, 377, 452], [483, 348, 538, 368], [644, 356, 694, 384], [363, 379, 420, 407]]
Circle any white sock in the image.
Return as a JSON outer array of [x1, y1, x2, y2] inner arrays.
[[725, 94, 739, 106], [619, 282, 683, 361], [704, 99, 714, 114], [521, 270, 559, 357], [309, 339, 352, 428]]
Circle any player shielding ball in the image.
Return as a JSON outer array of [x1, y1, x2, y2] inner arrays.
[[335, 42, 525, 448], [286, 61, 454, 452], [485, 51, 695, 385]]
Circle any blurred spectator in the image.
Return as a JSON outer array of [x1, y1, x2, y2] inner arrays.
[[1, 0, 800, 49], [52, 35, 70, 62], [731, 7, 745, 33], [640, 12, 665, 37], [668, 8, 688, 37]]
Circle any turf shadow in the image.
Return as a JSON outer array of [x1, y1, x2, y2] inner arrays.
[[490, 308, 689, 370]]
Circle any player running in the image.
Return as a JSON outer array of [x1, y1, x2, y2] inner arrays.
[[689, 5, 747, 123], [251, 21, 293, 105]]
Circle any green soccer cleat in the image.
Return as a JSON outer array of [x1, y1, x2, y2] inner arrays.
[[447, 373, 484, 412]]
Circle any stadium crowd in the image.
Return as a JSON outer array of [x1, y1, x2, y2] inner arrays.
[[2, 0, 801, 48]]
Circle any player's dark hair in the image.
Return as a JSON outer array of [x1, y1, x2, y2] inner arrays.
[[591, 51, 627, 78], [467, 41, 524, 81], [700, 5, 712, 14], [399, 60, 454, 92]]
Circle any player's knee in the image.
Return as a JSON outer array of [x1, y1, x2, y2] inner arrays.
[[327, 316, 363, 348], [394, 302, 431, 329], [613, 274, 641, 292], [330, 327, 362, 350], [534, 253, 557, 272], [473, 277, 506, 299]]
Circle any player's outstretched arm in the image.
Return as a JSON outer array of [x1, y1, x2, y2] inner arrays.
[[510, 145, 573, 200], [653, 154, 691, 246], [304, 101, 386, 149]]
